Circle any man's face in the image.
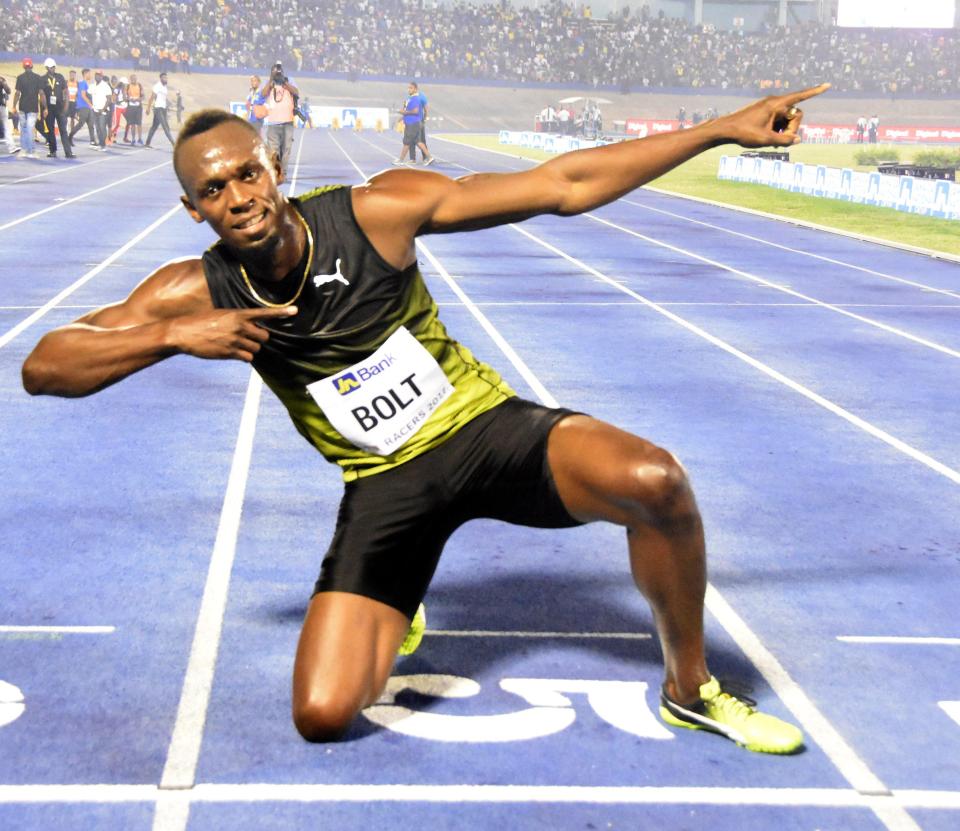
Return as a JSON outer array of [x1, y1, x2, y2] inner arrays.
[[178, 122, 285, 253], [83, 70, 91, 81], [408, 84, 416, 96], [69, 71, 76, 80], [160, 74, 168, 86], [95, 72, 103, 83], [130, 74, 137, 84], [250, 76, 260, 90], [46, 65, 56, 76]]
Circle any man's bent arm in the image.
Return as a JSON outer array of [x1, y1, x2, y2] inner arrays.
[[22, 259, 209, 397]]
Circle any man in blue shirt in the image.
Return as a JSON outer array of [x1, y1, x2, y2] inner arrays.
[[68, 68, 96, 145], [393, 81, 434, 166], [244, 75, 265, 132], [414, 84, 434, 164]]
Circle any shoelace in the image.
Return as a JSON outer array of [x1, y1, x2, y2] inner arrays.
[[709, 679, 758, 716]]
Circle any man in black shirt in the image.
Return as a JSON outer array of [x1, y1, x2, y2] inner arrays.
[[13, 57, 46, 159], [41, 58, 74, 159]]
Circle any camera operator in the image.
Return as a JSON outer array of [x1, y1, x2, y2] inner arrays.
[[260, 61, 299, 178]]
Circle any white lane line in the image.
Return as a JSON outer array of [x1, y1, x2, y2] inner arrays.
[[0, 159, 170, 232], [432, 134, 960, 265], [152, 131, 307, 831], [0, 626, 114, 634], [582, 211, 960, 359], [838, 636, 960, 646], [620, 197, 960, 300], [643, 184, 960, 266], [422, 137, 960, 355], [156, 371, 263, 792], [0, 203, 182, 351], [426, 630, 651, 639], [0, 305, 101, 310], [940, 702, 960, 729], [3, 782, 960, 810], [331, 131, 925, 831], [433, 301, 960, 309], [0, 148, 147, 189], [509, 222, 960, 487]]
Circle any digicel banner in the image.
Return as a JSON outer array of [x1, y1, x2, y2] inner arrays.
[[626, 118, 960, 143]]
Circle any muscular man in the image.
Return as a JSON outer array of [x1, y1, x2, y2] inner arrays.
[[22, 84, 829, 753]]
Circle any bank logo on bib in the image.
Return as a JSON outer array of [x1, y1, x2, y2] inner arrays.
[[333, 372, 361, 396]]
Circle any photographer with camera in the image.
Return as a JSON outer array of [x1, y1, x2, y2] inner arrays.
[[260, 61, 299, 178]]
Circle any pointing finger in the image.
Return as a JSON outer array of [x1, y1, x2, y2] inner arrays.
[[784, 82, 831, 107]]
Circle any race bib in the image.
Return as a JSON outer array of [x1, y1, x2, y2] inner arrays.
[[306, 326, 454, 456], [48, 95, 57, 105]]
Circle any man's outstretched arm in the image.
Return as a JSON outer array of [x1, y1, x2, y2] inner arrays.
[[22, 259, 295, 398], [356, 85, 828, 251]]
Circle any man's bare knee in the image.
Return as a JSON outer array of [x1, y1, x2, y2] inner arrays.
[[628, 449, 698, 530], [293, 694, 363, 743]]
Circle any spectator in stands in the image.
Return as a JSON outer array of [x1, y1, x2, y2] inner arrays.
[[13, 58, 45, 160], [4, 0, 960, 96], [145, 72, 176, 147]]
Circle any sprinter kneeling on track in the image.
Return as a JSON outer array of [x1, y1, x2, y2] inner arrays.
[[22, 83, 830, 754]]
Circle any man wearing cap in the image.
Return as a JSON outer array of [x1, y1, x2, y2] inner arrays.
[[260, 61, 298, 177], [13, 58, 46, 159], [41, 58, 74, 159]]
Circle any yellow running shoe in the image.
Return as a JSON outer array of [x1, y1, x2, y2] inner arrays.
[[659, 676, 804, 754], [398, 603, 426, 657]]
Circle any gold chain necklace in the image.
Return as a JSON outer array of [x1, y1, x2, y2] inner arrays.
[[239, 209, 314, 308]]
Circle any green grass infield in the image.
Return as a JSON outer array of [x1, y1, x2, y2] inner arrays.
[[438, 134, 960, 258]]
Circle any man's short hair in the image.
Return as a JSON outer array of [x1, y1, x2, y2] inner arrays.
[[408, 81, 418, 90], [173, 109, 264, 191], [81, 67, 91, 74]]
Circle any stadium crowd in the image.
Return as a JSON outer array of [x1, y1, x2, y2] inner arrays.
[[3, 0, 960, 96]]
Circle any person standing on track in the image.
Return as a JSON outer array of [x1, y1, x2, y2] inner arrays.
[[69, 68, 96, 147], [22, 83, 830, 755], [124, 75, 144, 144], [88, 70, 113, 151], [261, 62, 299, 179], [40, 58, 74, 159], [414, 82, 434, 165], [145, 72, 176, 148], [394, 81, 432, 165], [12, 58, 45, 159]]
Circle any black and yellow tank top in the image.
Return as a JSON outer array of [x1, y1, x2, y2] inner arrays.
[[202, 185, 514, 481]]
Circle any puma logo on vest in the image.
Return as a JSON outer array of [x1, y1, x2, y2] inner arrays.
[[313, 258, 349, 287]]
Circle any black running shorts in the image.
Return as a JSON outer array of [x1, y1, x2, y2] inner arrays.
[[314, 398, 583, 618]]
